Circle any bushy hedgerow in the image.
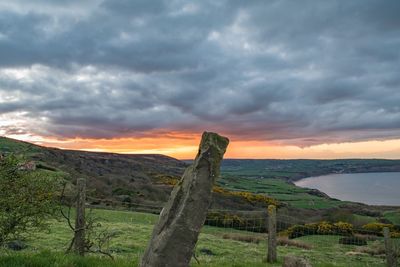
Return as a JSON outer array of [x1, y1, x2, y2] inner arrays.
[[362, 222, 393, 232], [205, 212, 267, 233], [283, 221, 353, 239], [283, 221, 400, 239], [361, 222, 400, 238]]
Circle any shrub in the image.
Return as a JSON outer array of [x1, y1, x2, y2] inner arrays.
[[283, 221, 353, 238], [362, 222, 393, 233], [391, 231, 400, 238], [361, 222, 400, 237], [334, 222, 354, 235], [285, 224, 317, 239], [317, 221, 335, 234], [284, 221, 353, 239], [339, 236, 367, 246], [205, 212, 266, 232], [212, 186, 279, 207], [0, 155, 60, 245]]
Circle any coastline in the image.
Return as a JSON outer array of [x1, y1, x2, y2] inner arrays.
[[293, 172, 400, 206]]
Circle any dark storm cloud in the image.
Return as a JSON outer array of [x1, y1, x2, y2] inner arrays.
[[0, 0, 399, 144]]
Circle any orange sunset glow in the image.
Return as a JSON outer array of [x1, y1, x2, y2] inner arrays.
[[7, 132, 400, 160]]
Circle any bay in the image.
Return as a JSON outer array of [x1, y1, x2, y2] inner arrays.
[[294, 172, 400, 206]]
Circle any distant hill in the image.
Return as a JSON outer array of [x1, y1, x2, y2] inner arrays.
[[220, 158, 400, 181]]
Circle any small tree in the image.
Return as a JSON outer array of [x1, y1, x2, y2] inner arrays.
[[0, 155, 59, 246]]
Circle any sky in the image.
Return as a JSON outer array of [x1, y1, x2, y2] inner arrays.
[[0, 0, 400, 159]]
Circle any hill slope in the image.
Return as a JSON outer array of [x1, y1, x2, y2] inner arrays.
[[0, 137, 278, 211], [0, 136, 186, 206]]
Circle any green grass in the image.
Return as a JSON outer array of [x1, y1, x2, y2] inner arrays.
[[352, 214, 377, 225], [384, 210, 400, 225], [0, 137, 41, 155], [0, 208, 390, 267], [0, 251, 136, 267]]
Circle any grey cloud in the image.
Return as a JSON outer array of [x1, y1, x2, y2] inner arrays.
[[0, 0, 399, 145], [0, 125, 29, 136]]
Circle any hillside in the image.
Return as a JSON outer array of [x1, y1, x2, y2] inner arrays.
[[0, 137, 278, 211], [0, 136, 187, 206]]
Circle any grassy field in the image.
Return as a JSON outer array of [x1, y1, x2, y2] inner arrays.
[[0, 208, 392, 267], [217, 176, 345, 209], [384, 210, 400, 225]]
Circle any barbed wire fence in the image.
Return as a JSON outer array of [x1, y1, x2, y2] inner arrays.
[[64, 178, 399, 266]]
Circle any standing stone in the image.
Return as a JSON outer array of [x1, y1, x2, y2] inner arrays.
[[140, 132, 229, 267]]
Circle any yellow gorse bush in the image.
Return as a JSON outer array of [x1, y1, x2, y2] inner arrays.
[[362, 222, 393, 232], [283, 221, 354, 238], [212, 186, 279, 206], [362, 222, 400, 237]]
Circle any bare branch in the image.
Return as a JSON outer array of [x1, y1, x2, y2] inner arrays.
[[59, 183, 75, 231], [66, 236, 75, 254]]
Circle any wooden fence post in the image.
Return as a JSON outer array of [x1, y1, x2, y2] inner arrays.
[[74, 178, 86, 256], [383, 227, 397, 267], [267, 205, 277, 263]]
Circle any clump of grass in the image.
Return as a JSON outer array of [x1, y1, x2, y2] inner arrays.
[[220, 233, 313, 250], [277, 237, 312, 250], [221, 233, 264, 244], [353, 233, 378, 242], [354, 241, 386, 256]]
